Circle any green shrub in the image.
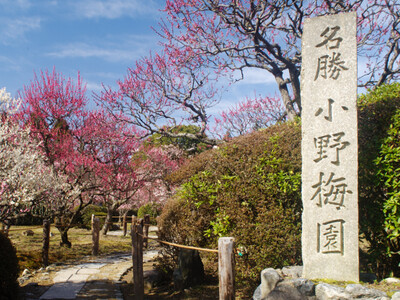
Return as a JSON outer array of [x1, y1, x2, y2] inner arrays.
[[377, 109, 400, 241], [0, 231, 19, 299], [79, 205, 107, 229], [158, 121, 302, 290], [358, 83, 400, 278], [158, 83, 400, 289], [137, 203, 161, 224]]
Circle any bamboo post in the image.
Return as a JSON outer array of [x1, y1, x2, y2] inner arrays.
[[143, 214, 150, 248], [91, 214, 100, 256], [42, 219, 51, 266], [218, 237, 235, 300], [131, 217, 144, 300], [123, 213, 128, 236]]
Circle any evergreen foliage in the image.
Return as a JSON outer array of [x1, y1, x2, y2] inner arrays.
[[78, 205, 107, 229], [145, 125, 210, 154], [137, 203, 161, 223], [158, 121, 302, 287], [157, 83, 400, 289], [358, 83, 400, 278]]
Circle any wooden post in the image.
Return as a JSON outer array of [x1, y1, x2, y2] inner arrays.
[[131, 217, 144, 300], [42, 219, 51, 266], [123, 213, 127, 236], [91, 214, 100, 256], [218, 237, 235, 300], [143, 214, 150, 248]]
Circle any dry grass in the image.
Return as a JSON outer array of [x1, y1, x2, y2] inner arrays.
[[7, 225, 132, 273]]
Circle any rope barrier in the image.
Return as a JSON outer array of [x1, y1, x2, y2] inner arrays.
[[136, 232, 218, 254]]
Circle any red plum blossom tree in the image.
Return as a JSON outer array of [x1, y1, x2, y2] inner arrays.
[[17, 69, 98, 246]]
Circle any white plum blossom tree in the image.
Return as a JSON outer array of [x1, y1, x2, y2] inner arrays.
[[0, 88, 68, 224]]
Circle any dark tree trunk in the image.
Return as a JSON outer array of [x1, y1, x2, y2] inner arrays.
[[42, 219, 51, 266], [55, 216, 72, 247], [101, 206, 116, 235], [58, 228, 71, 248]]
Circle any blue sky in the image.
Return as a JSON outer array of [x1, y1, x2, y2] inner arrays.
[[0, 0, 277, 115]]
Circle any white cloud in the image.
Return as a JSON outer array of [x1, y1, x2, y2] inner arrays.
[[84, 80, 105, 93], [0, 0, 32, 10], [46, 32, 159, 62], [0, 16, 41, 43], [72, 0, 160, 19], [235, 68, 276, 85], [46, 41, 146, 62]]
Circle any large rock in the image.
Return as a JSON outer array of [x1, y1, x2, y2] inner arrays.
[[291, 278, 316, 297], [266, 282, 305, 300], [260, 268, 282, 298], [315, 283, 390, 300], [345, 284, 389, 299], [253, 285, 262, 300], [315, 283, 351, 300], [173, 249, 204, 290], [22, 230, 34, 236], [253, 266, 394, 300], [282, 266, 303, 279], [392, 292, 400, 300], [143, 269, 164, 290]]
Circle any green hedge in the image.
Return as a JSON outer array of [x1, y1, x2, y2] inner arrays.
[[137, 203, 161, 225], [159, 121, 302, 289], [78, 205, 108, 229], [358, 83, 400, 278], [158, 83, 400, 289]]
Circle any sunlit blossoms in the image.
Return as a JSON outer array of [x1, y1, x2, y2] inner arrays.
[[0, 88, 68, 222]]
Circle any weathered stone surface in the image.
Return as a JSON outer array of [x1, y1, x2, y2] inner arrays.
[[301, 12, 359, 282], [252, 266, 398, 300], [253, 285, 262, 300], [282, 266, 303, 278], [392, 292, 400, 300], [143, 269, 164, 289], [266, 282, 304, 300], [260, 268, 282, 298], [345, 283, 389, 299], [173, 249, 204, 290], [22, 229, 34, 236], [291, 278, 316, 297], [382, 277, 400, 284], [315, 283, 351, 300]]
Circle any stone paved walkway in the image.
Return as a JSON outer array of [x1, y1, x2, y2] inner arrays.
[[30, 251, 160, 300]]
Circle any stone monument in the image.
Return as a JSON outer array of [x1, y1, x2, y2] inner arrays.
[[301, 12, 359, 281]]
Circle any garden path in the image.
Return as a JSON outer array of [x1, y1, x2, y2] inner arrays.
[[20, 228, 160, 300]]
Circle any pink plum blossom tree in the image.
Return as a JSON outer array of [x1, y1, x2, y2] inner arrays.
[[17, 69, 98, 246], [159, 0, 400, 120]]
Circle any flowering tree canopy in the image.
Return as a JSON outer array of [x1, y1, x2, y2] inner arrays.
[[17, 69, 97, 246], [213, 94, 286, 139], [159, 0, 400, 120], [97, 48, 226, 146], [0, 88, 67, 223]]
